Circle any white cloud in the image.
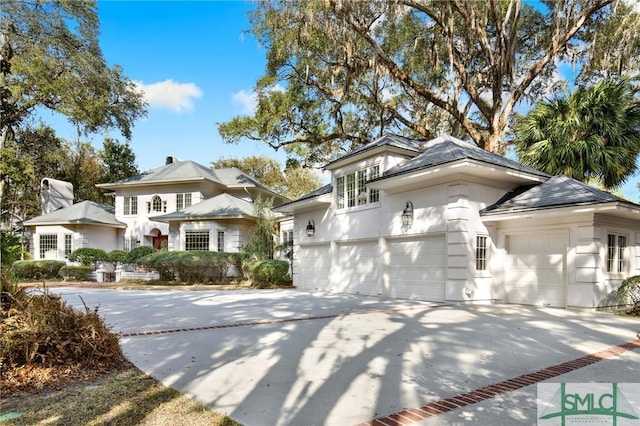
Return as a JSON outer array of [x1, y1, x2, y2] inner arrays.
[[232, 89, 258, 115], [232, 84, 286, 115], [134, 79, 202, 112]]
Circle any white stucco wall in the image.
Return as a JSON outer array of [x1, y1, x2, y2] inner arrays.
[[30, 224, 120, 261]]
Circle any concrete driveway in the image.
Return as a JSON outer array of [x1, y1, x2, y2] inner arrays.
[[55, 288, 640, 426]]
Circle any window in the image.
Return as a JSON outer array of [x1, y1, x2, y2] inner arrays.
[[369, 165, 380, 203], [217, 231, 225, 252], [123, 236, 138, 251], [64, 234, 72, 258], [283, 230, 294, 245], [336, 176, 345, 209], [185, 231, 209, 251], [607, 234, 627, 273], [176, 193, 192, 210], [336, 164, 381, 210], [124, 196, 138, 215], [476, 235, 488, 271], [152, 196, 162, 212], [39, 234, 57, 258]]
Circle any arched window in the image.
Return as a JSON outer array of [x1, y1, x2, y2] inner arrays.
[[152, 195, 163, 212]]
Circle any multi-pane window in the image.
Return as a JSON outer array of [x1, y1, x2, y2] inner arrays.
[[476, 235, 488, 271], [148, 196, 167, 213], [369, 165, 380, 203], [217, 231, 225, 252], [39, 234, 57, 259], [176, 193, 192, 210], [123, 236, 138, 251], [336, 164, 380, 210], [336, 176, 345, 209], [124, 196, 138, 215], [346, 173, 356, 207], [185, 231, 209, 251], [607, 234, 627, 273], [64, 234, 72, 258]]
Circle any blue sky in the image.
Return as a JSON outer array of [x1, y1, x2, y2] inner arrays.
[[45, 1, 639, 200], [49, 0, 287, 172]]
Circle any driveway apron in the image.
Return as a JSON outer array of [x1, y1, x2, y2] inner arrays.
[[56, 288, 640, 426]]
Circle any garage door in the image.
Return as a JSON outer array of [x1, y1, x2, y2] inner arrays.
[[336, 240, 380, 296], [505, 233, 567, 307], [387, 236, 446, 302], [297, 244, 331, 291]]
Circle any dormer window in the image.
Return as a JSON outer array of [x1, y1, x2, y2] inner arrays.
[[336, 164, 380, 209]]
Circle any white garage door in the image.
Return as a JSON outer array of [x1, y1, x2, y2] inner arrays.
[[297, 244, 331, 291], [505, 233, 567, 307], [336, 240, 380, 296], [387, 236, 446, 302]]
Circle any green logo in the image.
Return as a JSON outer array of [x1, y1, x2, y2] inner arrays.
[[538, 383, 639, 425]]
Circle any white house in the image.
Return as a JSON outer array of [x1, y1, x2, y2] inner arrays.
[[274, 134, 640, 308], [96, 156, 289, 253], [22, 201, 125, 260], [23, 157, 289, 261]]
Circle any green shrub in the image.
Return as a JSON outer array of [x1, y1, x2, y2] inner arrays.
[[126, 246, 156, 265], [617, 275, 640, 315], [107, 250, 129, 267], [10, 260, 66, 280], [248, 259, 291, 288], [68, 248, 108, 267], [136, 251, 244, 283], [59, 265, 93, 281]]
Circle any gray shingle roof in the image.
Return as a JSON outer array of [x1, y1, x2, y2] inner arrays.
[[481, 175, 633, 215], [276, 183, 333, 209], [151, 193, 255, 221], [382, 135, 549, 179], [102, 160, 223, 186], [22, 201, 125, 227], [324, 134, 422, 168]]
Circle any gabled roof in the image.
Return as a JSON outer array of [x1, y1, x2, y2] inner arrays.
[[481, 175, 635, 216], [151, 193, 256, 222], [324, 134, 422, 170], [22, 201, 125, 228], [382, 135, 549, 179]]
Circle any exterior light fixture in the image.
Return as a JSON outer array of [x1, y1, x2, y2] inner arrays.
[[401, 201, 414, 228], [306, 219, 316, 237]]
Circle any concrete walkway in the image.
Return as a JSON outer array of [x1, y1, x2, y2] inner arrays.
[[55, 288, 640, 426]]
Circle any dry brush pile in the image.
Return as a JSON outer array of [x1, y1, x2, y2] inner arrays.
[[1, 280, 127, 395]]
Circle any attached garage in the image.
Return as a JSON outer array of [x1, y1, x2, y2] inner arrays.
[[336, 240, 380, 295], [505, 233, 568, 307], [296, 244, 332, 291], [387, 236, 446, 302]]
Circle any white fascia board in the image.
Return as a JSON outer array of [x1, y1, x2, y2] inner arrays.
[[96, 177, 208, 190], [481, 202, 640, 222], [368, 159, 546, 191], [324, 146, 417, 171], [273, 194, 332, 214]]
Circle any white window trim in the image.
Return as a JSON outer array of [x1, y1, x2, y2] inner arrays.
[[606, 232, 628, 275], [335, 163, 381, 212]]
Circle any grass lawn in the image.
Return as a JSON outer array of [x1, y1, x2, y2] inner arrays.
[[1, 363, 239, 425]]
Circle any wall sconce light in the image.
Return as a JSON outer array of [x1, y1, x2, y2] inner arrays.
[[401, 201, 414, 228], [306, 219, 316, 237]]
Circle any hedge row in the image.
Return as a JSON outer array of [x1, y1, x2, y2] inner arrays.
[[136, 251, 246, 283], [10, 260, 66, 280]]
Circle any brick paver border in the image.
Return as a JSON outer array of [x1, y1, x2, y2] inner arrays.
[[118, 303, 445, 338], [356, 339, 640, 426]]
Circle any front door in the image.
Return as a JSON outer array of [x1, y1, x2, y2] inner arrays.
[[153, 235, 168, 250]]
